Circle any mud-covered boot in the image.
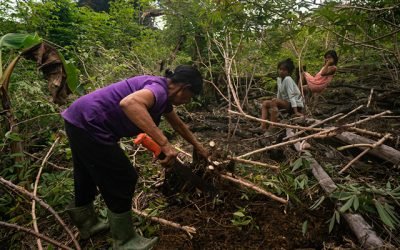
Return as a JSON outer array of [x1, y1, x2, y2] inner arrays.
[[108, 209, 158, 250], [66, 202, 110, 239]]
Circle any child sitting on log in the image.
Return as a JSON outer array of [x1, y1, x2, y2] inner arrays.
[[257, 58, 304, 133]]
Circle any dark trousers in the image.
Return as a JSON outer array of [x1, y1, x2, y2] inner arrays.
[[65, 121, 138, 213]]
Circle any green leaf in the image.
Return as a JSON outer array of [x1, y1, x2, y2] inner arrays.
[[233, 211, 245, 217], [291, 158, 303, 172], [383, 203, 400, 224], [0, 33, 42, 50], [302, 158, 310, 168], [9, 153, 24, 158], [310, 196, 325, 210], [353, 196, 359, 211], [337, 193, 352, 201], [328, 212, 336, 233], [335, 210, 340, 224], [302, 220, 308, 236], [5, 131, 23, 141], [339, 196, 354, 213], [56, 53, 84, 95], [308, 26, 317, 35], [374, 200, 395, 230]]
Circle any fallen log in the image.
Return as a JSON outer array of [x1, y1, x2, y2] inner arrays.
[[286, 129, 386, 249], [335, 132, 400, 167]]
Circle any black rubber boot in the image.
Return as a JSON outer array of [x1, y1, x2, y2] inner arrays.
[[108, 209, 158, 250]]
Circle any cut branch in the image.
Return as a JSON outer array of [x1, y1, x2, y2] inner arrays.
[[32, 137, 60, 250], [0, 221, 72, 250], [237, 110, 391, 160], [131, 208, 196, 238], [335, 132, 400, 166], [24, 151, 70, 171], [337, 144, 373, 151], [339, 134, 392, 174], [228, 157, 280, 170], [220, 173, 288, 204], [366, 89, 374, 108], [348, 127, 388, 139], [0, 177, 80, 250], [336, 105, 364, 121], [238, 127, 338, 159], [284, 113, 344, 140], [229, 110, 324, 131]]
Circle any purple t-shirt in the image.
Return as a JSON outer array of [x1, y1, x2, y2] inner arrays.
[[62, 76, 173, 145]]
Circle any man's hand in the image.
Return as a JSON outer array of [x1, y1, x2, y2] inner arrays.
[[159, 143, 178, 167], [196, 145, 209, 160]]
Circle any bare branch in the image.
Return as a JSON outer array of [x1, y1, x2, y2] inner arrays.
[[131, 208, 196, 238], [220, 173, 288, 204], [339, 134, 392, 174], [0, 221, 72, 250], [32, 137, 60, 250], [0, 177, 81, 250]]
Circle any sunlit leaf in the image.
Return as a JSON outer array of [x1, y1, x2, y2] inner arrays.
[[310, 195, 325, 210], [0, 33, 42, 50], [353, 196, 359, 211], [339, 195, 354, 213], [5, 131, 23, 142], [291, 158, 303, 172], [302, 220, 308, 236], [328, 212, 335, 233], [374, 200, 395, 230], [233, 211, 245, 217]]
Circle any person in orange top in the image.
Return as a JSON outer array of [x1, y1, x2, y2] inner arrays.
[[299, 50, 338, 93]]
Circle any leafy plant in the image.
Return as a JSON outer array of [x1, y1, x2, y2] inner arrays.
[[328, 209, 341, 233], [231, 206, 258, 230], [330, 182, 400, 231]]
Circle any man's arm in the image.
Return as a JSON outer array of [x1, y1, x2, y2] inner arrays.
[[120, 89, 177, 166], [164, 110, 209, 158]]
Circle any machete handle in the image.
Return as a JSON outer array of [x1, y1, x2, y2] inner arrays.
[[134, 133, 166, 160]]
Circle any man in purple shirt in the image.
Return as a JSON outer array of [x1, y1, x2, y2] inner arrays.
[[63, 65, 208, 249]]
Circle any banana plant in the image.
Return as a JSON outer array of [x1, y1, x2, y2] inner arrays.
[[0, 33, 82, 164]]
